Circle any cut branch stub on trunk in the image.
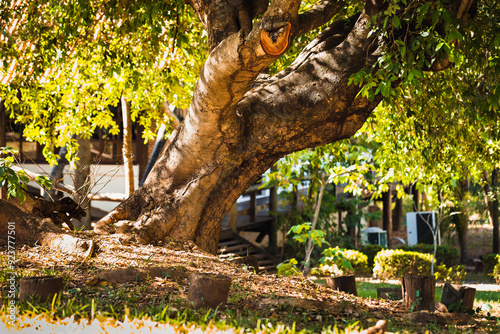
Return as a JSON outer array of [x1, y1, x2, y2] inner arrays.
[[260, 22, 292, 56]]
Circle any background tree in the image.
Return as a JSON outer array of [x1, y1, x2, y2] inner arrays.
[[1, 0, 205, 163], [363, 0, 499, 262], [1, 0, 483, 254]]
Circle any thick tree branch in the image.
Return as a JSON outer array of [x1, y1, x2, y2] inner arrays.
[[431, 0, 477, 70], [185, 0, 269, 50], [235, 3, 383, 154], [296, 0, 346, 36], [456, 0, 476, 19]]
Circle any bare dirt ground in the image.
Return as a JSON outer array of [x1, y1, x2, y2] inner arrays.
[[1, 232, 499, 333]]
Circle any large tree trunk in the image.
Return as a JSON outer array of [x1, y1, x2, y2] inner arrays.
[[483, 169, 499, 254], [94, 0, 476, 254]]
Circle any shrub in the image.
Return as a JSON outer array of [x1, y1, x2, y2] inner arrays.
[[374, 249, 431, 279], [360, 244, 385, 269], [277, 258, 301, 277], [483, 253, 499, 275], [373, 249, 464, 282], [434, 264, 466, 283], [312, 247, 370, 276], [342, 249, 370, 276], [398, 244, 459, 267]]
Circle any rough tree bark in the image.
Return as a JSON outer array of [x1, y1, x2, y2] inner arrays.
[[94, 0, 477, 254]]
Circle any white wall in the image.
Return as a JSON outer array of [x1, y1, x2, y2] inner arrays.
[[24, 163, 140, 213]]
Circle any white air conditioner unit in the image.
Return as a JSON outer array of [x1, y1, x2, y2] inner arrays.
[[361, 227, 387, 248], [406, 211, 440, 246]]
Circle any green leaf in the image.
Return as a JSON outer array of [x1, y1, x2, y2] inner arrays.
[[494, 34, 500, 48], [393, 16, 401, 28], [36, 176, 54, 190]]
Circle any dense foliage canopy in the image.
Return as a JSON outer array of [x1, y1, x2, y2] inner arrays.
[[1, 0, 205, 163]]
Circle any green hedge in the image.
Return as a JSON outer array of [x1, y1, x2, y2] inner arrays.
[[398, 244, 459, 267], [373, 249, 465, 282], [483, 253, 500, 275]]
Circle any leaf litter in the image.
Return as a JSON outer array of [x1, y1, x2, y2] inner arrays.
[[1, 232, 498, 333]]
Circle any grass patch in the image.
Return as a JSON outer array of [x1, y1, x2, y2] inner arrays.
[[357, 282, 400, 299], [0, 293, 370, 334], [357, 280, 500, 316]]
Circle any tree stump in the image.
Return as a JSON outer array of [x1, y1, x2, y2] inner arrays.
[[441, 282, 476, 312], [377, 287, 402, 301], [231, 255, 260, 273], [187, 273, 231, 309], [402, 275, 435, 311], [19, 276, 64, 302], [326, 275, 357, 296]]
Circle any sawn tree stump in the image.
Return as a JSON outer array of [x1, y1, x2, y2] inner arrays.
[[402, 275, 435, 311], [19, 276, 64, 302], [441, 282, 476, 312], [187, 273, 231, 309], [326, 275, 357, 296]]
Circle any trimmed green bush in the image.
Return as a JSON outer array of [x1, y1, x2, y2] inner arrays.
[[374, 249, 431, 279], [398, 244, 459, 267], [373, 249, 465, 283], [483, 253, 499, 275], [360, 244, 385, 270]]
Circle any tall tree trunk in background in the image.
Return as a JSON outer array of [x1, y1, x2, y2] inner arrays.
[[454, 177, 469, 263], [94, 0, 478, 254], [483, 169, 499, 254], [393, 196, 403, 231], [304, 173, 327, 275], [382, 184, 393, 243], [73, 136, 92, 230], [411, 183, 420, 212], [121, 96, 135, 197]]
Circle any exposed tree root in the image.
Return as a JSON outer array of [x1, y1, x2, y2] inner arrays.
[[0, 199, 94, 259]]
